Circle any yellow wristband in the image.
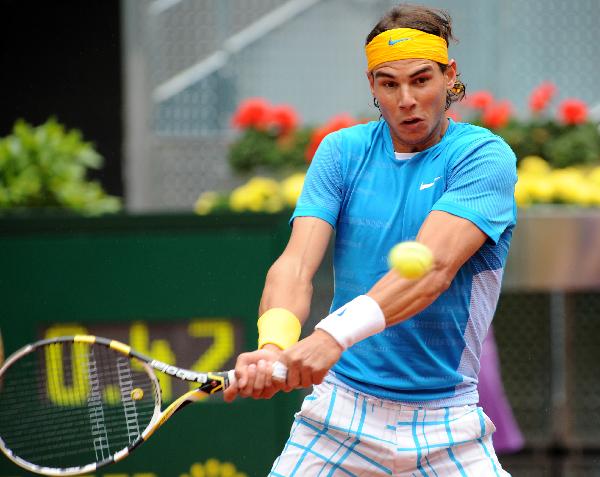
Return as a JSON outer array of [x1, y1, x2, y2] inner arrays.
[[257, 308, 301, 350]]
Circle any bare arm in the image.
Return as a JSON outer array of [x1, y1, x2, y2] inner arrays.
[[223, 216, 333, 401], [258, 216, 333, 321], [368, 210, 487, 325], [280, 210, 488, 388]]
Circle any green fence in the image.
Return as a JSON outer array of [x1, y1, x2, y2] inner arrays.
[[0, 213, 303, 477]]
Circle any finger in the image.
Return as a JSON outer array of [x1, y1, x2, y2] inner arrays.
[[252, 360, 267, 398], [264, 361, 273, 389], [286, 361, 300, 389], [235, 356, 249, 389], [234, 367, 245, 389], [261, 386, 280, 399], [236, 351, 263, 385], [313, 370, 327, 385], [223, 382, 238, 402], [300, 366, 312, 389], [259, 367, 284, 399], [240, 363, 257, 397]]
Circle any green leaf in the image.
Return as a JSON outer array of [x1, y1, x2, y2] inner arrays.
[[77, 146, 102, 169], [0, 118, 121, 214], [543, 124, 600, 168]]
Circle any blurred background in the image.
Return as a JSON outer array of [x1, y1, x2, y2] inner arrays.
[[1, 0, 600, 476]]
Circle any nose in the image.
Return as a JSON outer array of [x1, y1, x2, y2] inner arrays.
[[397, 85, 417, 109]]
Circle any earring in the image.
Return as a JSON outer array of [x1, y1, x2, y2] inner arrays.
[[373, 97, 380, 109], [450, 83, 462, 95]]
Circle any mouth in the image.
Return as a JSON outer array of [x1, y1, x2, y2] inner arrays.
[[402, 117, 423, 125]]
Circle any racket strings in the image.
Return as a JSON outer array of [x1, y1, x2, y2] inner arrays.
[[0, 342, 157, 469]]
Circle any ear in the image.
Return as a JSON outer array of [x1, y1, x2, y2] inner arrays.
[[445, 59, 457, 90], [366, 70, 376, 96]]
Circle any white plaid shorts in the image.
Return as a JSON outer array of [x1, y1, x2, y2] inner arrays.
[[269, 379, 511, 477]]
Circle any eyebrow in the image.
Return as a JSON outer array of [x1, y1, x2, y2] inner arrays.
[[373, 71, 395, 80], [409, 65, 434, 77], [373, 65, 434, 80]]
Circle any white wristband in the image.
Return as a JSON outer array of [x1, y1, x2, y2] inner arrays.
[[315, 295, 386, 350]]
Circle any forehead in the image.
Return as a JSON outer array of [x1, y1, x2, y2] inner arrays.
[[372, 58, 439, 78]]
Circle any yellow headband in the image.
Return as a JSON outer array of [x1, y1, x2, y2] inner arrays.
[[365, 28, 448, 71]]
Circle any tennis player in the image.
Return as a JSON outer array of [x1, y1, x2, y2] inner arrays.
[[225, 4, 516, 476]]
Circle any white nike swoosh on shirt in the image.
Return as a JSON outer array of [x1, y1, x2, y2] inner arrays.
[[419, 177, 441, 191]]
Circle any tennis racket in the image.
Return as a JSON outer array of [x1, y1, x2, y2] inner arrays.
[[0, 335, 288, 476]]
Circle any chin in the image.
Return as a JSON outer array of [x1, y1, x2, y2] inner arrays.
[[398, 129, 431, 144]]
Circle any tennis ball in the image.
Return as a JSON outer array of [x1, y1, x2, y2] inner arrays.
[[388, 241, 433, 279], [131, 388, 144, 401]]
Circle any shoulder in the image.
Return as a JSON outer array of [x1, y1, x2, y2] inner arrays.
[[449, 122, 514, 155], [446, 121, 516, 167], [325, 120, 386, 151]]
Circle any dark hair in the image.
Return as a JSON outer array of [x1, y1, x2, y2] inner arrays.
[[366, 4, 466, 110]]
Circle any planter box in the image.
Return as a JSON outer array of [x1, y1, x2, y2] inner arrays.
[[504, 207, 600, 291]]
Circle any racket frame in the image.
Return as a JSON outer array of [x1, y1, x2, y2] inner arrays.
[[0, 335, 233, 476]]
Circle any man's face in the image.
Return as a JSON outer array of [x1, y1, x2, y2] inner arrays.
[[368, 58, 456, 153]]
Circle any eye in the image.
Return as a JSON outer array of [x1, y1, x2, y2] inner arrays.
[[414, 77, 430, 85]]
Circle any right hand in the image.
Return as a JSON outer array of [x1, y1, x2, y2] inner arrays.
[[277, 329, 342, 389], [223, 344, 287, 402]]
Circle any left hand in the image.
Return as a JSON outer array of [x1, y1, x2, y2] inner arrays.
[[278, 329, 343, 389], [224, 345, 284, 402]]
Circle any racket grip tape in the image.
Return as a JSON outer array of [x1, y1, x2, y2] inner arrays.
[[271, 361, 288, 382], [227, 369, 236, 388], [225, 361, 288, 388]]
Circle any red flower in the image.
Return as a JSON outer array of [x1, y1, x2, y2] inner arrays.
[[558, 98, 588, 125], [270, 105, 299, 136], [465, 91, 494, 110], [482, 100, 512, 129], [528, 82, 556, 113], [231, 97, 272, 130], [306, 114, 358, 163]]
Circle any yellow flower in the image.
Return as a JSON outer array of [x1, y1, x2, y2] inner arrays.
[[591, 185, 600, 206], [281, 172, 306, 207], [229, 177, 283, 212], [551, 168, 585, 203], [518, 155, 551, 176], [247, 188, 267, 212], [229, 185, 252, 212], [263, 194, 285, 213], [179, 459, 247, 477], [246, 176, 281, 196], [514, 175, 532, 207], [570, 182, 596, 207], [589, 166, 600, 187], [527, 176, 555, 203], [194, 191, 219, 215]]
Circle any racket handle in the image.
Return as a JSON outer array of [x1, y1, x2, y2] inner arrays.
[[226, 361, 288, 388], [271, 361, 288, 382], [227, 369, 236, 388]]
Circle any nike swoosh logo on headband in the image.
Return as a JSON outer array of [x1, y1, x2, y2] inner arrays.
[[389, 38, 411, 45]]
